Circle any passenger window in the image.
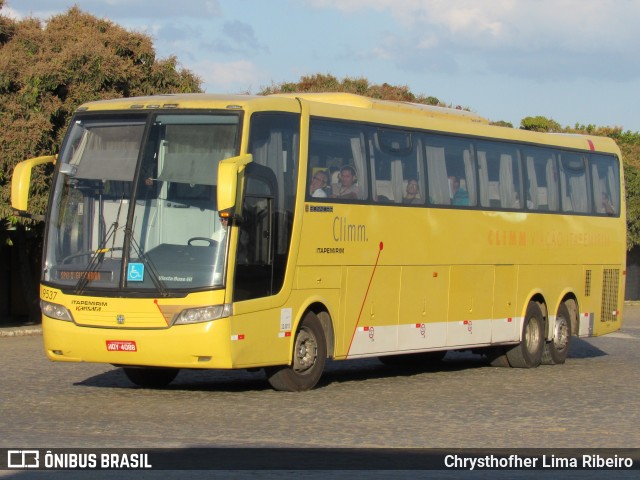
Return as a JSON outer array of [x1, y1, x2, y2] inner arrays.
[[590, 154, 620, 215], [476, 141, 522, 210], [371, 129, 424, 204], [308, 119, 368, 201], [522, 147, 559, 212], [559, 153, 590, 213], [424, 135, 476, 207]]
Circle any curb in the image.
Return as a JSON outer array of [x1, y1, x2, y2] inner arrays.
[[0, 325, 43, 337]]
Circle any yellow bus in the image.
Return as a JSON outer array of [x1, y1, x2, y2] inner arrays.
[[12, 93, 626, 391]]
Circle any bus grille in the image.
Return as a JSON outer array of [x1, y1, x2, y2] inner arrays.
[[584, 269, 592, 297], [600, 269, 620, 322]]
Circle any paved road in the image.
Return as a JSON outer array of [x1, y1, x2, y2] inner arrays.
[[1, 306, 639, 478]]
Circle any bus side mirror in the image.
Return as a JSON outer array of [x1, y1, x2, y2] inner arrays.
[[11, 155, 56, 214], [217, 153, 252, 220]]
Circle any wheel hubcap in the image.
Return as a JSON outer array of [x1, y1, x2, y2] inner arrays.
[[525, 318, 541, 353], [293, 327, 317, 373], [554, 316, 569, 350]]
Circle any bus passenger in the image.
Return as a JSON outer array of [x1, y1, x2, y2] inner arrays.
[[449, 175, 469, 206], [334, 165, 361, 200], [403, 179, 421, 204], [309, 170, 329, 198]]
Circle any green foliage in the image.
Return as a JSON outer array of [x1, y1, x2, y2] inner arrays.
[[260, 73, 445, 106], [520, 116, 562, 132], [624, 165, 640, 249], [491, 120, 514, 128], [0, 6, 202, 221]]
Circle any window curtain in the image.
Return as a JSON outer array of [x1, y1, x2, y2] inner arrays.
[[546, 158, 559, 211], [607, 165, 620, 214], [426, 146, 449, 204], [416, 141, 425, 204], [251, 131, 287, 249], [390, 159, 404, 203], [351, 135, 367, 198], [569, 175, 589, 213], [591, 164, 604, 213], [463, 149, 476, 206], [526, 157, 538, 209], [499, 154, 515, 208], [477, 151, 490, 207]]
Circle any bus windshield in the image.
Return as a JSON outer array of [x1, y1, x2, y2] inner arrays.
[[44, 112, 240, 294]]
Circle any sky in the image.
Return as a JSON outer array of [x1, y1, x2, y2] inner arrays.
[[4, 0, 640, 131]]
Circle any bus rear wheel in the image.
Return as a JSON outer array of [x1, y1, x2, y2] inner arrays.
[[506, 301, 545, 368], [123, 367, 179, 388], [266, 312, 327, 391], [542, 302, 572, 365]]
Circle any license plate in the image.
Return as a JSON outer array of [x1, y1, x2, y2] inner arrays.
[[106, 340, 137, 352]]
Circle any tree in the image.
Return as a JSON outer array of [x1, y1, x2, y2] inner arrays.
[[0, 5, 201, 319], [0, 5, 202, 221], [520, 115, 562, 133], [260, 73, 444, 106]]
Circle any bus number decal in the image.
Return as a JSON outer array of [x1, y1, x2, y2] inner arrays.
[[41, 288, 57, 301]]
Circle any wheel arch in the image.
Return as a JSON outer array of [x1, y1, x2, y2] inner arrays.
[[294, 301, 335, 359], [525, 292, 548, 325]]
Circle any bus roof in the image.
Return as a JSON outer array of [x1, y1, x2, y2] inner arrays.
[[74, 93, 619, 155], [76, 92, 488, 124], [273, 92, 490, 124]]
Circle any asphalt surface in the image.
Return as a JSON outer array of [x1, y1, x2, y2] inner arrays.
[[1, 304, 639, 480]]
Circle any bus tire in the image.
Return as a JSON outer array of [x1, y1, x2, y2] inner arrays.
[[506, 301, 545, 368], [266, 312, 327, 391], [123, 367, 179, 388], [541, 302, 572, 365], [486, 347, 511, 367]]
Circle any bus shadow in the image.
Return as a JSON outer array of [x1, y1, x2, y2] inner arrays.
[[74, 354, 486, 393], [319, 355, 486, 387], [567, 337, 608, 359], [75, 367, 274, 392], [74, 338, 607, 392]]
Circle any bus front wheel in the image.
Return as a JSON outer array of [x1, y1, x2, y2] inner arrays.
[[506, 302, 545, 368], [266, 312, 327, 391], [123, 367, 179, 388]]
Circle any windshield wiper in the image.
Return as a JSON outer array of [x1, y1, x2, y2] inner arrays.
[[74, 192, 125, 295]]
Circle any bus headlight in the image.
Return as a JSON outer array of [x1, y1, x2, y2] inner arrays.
[[40, 300, 74, 322], [173, 304, 232, 325]]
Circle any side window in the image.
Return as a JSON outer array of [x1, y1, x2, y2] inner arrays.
[[371, 129, 424, 205], [308, 119, 368, 202], [476, 141, 522, 210], [590, 154, 620, 215], [559, 153, 590, 213], [424, 134, 476, 207], [522, 147, 559, 212]]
